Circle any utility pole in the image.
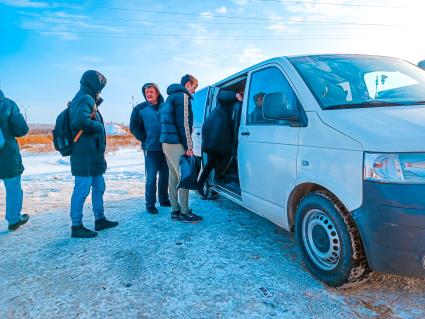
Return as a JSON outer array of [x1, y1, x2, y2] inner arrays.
[[20, 104, 29, 122]]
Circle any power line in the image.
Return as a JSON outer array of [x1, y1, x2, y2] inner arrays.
[[35, 18, 404, 31], [34, 29, 364, 41], [44, 2, 405, 23], [253, 0, 405, 9]]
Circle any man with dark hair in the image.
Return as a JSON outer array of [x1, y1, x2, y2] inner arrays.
[[130, 83, 170, 215], [69, 70, 118, 238], [0, 89, 30, 231], [160, 74, 203, 223], [250, 92, 267, 124]]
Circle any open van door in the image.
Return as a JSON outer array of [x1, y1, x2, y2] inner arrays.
[[192, 86, 212, 157], [237, 65, 301, 229]]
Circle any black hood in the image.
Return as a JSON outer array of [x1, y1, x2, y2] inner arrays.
[[142, 83, 164, 105], [80, 70, 107, 99], [166, 83, 192, 99], [0, 89, 5, 101]]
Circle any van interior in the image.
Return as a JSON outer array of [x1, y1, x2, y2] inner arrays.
[[204, 77, 247, 197]]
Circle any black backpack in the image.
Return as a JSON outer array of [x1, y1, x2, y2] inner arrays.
[[52, 102, 74, 156]]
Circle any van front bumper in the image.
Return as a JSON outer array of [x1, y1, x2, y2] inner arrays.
[[351, 181, 425, 278]]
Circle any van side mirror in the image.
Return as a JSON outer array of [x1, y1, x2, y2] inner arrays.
[[418, 60, 425, 70], [263, 92, 299, 123]]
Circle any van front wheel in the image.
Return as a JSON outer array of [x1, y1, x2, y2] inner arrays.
[[295, 191, 369, 287]]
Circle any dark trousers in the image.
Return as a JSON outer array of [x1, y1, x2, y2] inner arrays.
[[144, 150, 169, 208], [197, 152, 222, 187]]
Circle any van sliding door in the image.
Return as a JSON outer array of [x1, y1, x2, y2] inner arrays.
[[238, 65, 300, 229]]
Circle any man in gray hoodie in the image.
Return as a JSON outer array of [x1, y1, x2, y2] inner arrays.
[[130, 83, 170, 215]]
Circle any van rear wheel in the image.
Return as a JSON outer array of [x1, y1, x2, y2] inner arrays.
[[295, 191, 370, 287]]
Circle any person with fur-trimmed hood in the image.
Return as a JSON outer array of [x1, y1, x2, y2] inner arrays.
[[160, 74, 203, 223], [130, 83, 170, 215]]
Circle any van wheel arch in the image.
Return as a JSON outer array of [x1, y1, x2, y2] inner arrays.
[[289, 186, 371, 286], [288, 183, 327, 230]]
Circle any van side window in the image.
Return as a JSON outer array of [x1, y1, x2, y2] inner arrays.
[[192, 88, 209, 128], [247, 67, 299, 125]]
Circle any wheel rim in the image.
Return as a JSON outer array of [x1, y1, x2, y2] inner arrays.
[[301, 209, 341, 271]]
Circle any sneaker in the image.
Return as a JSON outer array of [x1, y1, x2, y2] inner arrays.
[[71, 225, 97, 238], [95, 218, 119, 231], [160, 200, 172, 207], [179, 210, 203, 224], [8, 214, 30, 231], [146, 206, 159, 215], [171, 210, 181, 221]]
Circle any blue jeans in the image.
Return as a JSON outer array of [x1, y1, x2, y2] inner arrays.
[[144, 150, 169, 208], [2, 176, 23, 225], [70, 175, 105, 226]]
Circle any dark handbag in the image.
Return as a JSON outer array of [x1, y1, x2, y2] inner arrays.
[[177, 155, 201, 190]]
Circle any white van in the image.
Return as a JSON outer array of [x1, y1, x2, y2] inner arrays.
[[192, 54, 425, 287]]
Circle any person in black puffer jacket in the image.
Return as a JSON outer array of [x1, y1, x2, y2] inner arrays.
[[160, 74, 203, 223], [197, 89, 243, 196], [0, 89, 30, 231], [68, 70, 118, 238]]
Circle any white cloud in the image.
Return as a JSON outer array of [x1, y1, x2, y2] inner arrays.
[[233, 0, 248, 6], [215, 6, 228, 14], [239, 47, 265, 64], [1, 0, 49, 8], [200, 11, 213, 19]]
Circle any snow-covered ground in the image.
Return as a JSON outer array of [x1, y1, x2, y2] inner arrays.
[[0, 149, 424, 318], [104, 124, 127, 136]]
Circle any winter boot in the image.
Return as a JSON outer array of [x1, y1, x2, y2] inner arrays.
[[71, 225, 97, 238], [146, 206, 159, 215], [8, 214, 30, 231], [95, 218, 119, 231]]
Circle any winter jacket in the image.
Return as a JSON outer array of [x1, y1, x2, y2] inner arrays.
[[69, 70, 107, 177], [0, 90, 29, 179], [159, 84, 193, 151], [129, 83, 164, 151], [201, 91, 236, 156]]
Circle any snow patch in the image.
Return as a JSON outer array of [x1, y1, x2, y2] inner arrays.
[[105, 124, 127, 136]]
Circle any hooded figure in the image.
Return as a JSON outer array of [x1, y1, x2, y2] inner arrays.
[[197, 90, 239, 197], [69, 70, 107, 177], [129, 83, 170, 214], [68, 70, 118, 238], [201, 90, 237, 156], [0, 89, 30, 230]]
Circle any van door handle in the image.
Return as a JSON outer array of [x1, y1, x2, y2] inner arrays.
[[196, 132, 201, 136], [240, 131, 250, 136]]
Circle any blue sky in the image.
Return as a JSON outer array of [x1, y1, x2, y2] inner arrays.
[[0, 0, 422, 123]]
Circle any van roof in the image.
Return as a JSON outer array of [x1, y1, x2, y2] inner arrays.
[[202, 53, 406, 89]]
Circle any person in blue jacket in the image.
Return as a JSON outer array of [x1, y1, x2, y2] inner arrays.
[[130, 83, 171, 215], [0, 89, 30, 231]]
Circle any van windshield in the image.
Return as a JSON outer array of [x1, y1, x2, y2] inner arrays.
[[289, 55, 425, 110]]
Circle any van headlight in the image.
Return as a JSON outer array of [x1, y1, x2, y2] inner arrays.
[[364, 152, 425, 183]]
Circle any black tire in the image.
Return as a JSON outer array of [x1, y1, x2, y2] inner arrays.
[[294, 191, 370, 287]]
